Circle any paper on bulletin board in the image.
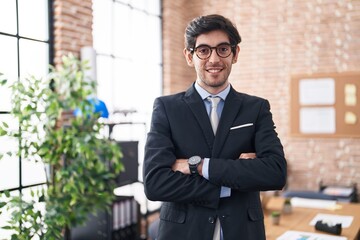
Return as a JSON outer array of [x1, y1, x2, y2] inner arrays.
[[299, 78, 335, 105], [300, 107, 336, 134], [344, 84, 357, 106], [345, 112, 357, 125]]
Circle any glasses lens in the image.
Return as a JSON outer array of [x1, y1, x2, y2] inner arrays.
[[194, 44, 233, 59], [195, 46, 211, 59], [216, 44, 232, 58]]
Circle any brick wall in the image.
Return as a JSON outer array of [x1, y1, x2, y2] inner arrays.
[[53, 0, 93, 66], [162, 0, 360, 193]]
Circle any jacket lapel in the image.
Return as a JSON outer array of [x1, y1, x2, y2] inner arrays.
[[212, 87, 243, 157], [183, 85, 215, 151]]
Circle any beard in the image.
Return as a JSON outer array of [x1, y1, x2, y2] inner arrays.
[[201, 78, 227, 88], [197, 65, 230, 88]]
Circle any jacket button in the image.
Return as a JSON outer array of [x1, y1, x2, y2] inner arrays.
[[208, 216, 215, 224]]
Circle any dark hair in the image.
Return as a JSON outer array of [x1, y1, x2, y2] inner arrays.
[[184, 14, 241, 54]]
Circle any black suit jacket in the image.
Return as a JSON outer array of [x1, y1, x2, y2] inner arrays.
[[143, 84, 287, 240]]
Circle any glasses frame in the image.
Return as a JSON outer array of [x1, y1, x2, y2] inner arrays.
[[190, 43, 236, 60]]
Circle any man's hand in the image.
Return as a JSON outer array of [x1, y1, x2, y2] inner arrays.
[[172, 159, 203, 175], [239, 153, 256, 159], [171, 159, 189, 174]]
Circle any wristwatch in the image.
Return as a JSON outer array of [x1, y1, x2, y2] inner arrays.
[[188, 156, 202, 175]]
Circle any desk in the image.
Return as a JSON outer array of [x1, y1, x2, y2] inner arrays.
[[264, 197, 360, 240]]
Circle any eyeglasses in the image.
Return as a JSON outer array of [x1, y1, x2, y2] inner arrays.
[[190, 43, 236, 60]]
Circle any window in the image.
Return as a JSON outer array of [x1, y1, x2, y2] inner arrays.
[[0, 0, 52, 237], [93, 0, 162, 116], [92, 0, 162, 168], [92, 0, 162, 213]]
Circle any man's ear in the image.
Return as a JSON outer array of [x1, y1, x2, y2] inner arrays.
[[183, 48, 194, 67], [232, 45, 240, 64]]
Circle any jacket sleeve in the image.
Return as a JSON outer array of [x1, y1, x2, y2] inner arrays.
[[209, 99, 287, 192], [143, 98, 221, 209]]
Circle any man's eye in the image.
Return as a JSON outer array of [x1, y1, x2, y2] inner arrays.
[[218, 46, 230, 53], [197, 47, 210, 55]]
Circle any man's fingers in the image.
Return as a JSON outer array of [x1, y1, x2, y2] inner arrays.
[[239, 153, 256, 159]]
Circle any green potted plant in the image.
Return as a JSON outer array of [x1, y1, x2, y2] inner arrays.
[[270, 211, 281, 225], [0, 54, 123, 239], [283, 197, 292, 214]]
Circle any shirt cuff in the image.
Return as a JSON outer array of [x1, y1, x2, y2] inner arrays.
[[220, 186, 231, 198], [202, 158, 210, 180]]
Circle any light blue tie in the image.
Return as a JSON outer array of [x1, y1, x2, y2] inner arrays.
[[208, 96, 220, 135]]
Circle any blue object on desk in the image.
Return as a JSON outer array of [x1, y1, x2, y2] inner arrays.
[[74, 97, 109, 118]]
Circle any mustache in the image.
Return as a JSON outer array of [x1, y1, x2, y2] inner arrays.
[[205, 63, 224, 68]]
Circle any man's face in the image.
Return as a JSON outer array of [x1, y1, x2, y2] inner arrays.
[[184, 30, 240, 94]]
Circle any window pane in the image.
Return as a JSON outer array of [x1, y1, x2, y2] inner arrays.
[[0, 85, 13, 113], [0, 36, 18, 112], [93, 0, 113, 55], [0, 35, 18, 112], [22, 185, 47, 207], [0, 154, 19, 191], [0, 35, 18, 78], [20, 111, 47, 187], [132, 10, 147, 62], [113, 59, 133, 110], [0, 0, 17, 34], [147, 0, 161, 15], [113, 4, 131, 58], [22, 159, 47, 187], [145, 16, 162, 64], [139, 64, 162, 113], [19, 39, 49, 79], [131, 0, 146, 11], [97, 56, 114, 112], [0, 190, 19, 238], [18, 0, 49, 40], [0, 115, 19, 191], [115, 0, 130, 4]]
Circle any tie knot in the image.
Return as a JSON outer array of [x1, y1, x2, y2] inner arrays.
[[208, 96, 221, 108]]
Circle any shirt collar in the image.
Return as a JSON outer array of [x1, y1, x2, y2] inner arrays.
[[194, 82, 231, 101]]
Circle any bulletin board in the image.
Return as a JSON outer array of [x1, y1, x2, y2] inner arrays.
[[290, 72, 360, 138]]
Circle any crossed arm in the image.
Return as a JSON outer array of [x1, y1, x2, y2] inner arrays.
[[171, 153, 257, 176]]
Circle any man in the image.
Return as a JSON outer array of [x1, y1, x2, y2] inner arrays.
[[143, 14, 286, 240]]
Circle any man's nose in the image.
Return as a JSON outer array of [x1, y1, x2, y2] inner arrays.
[[208, 49, 220, 63]]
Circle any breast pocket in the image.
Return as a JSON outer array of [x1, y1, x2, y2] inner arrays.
[[227, 124, 255, 152], [160, 203, 186, 224]]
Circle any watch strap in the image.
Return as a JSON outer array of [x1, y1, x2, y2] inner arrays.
[[189, 164, 199, 174]]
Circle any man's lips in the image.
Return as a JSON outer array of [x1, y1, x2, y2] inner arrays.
[[206, 67, 223, 73]]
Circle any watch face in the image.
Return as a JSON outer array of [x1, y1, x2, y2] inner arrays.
[[189, 156, 201, 165]]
